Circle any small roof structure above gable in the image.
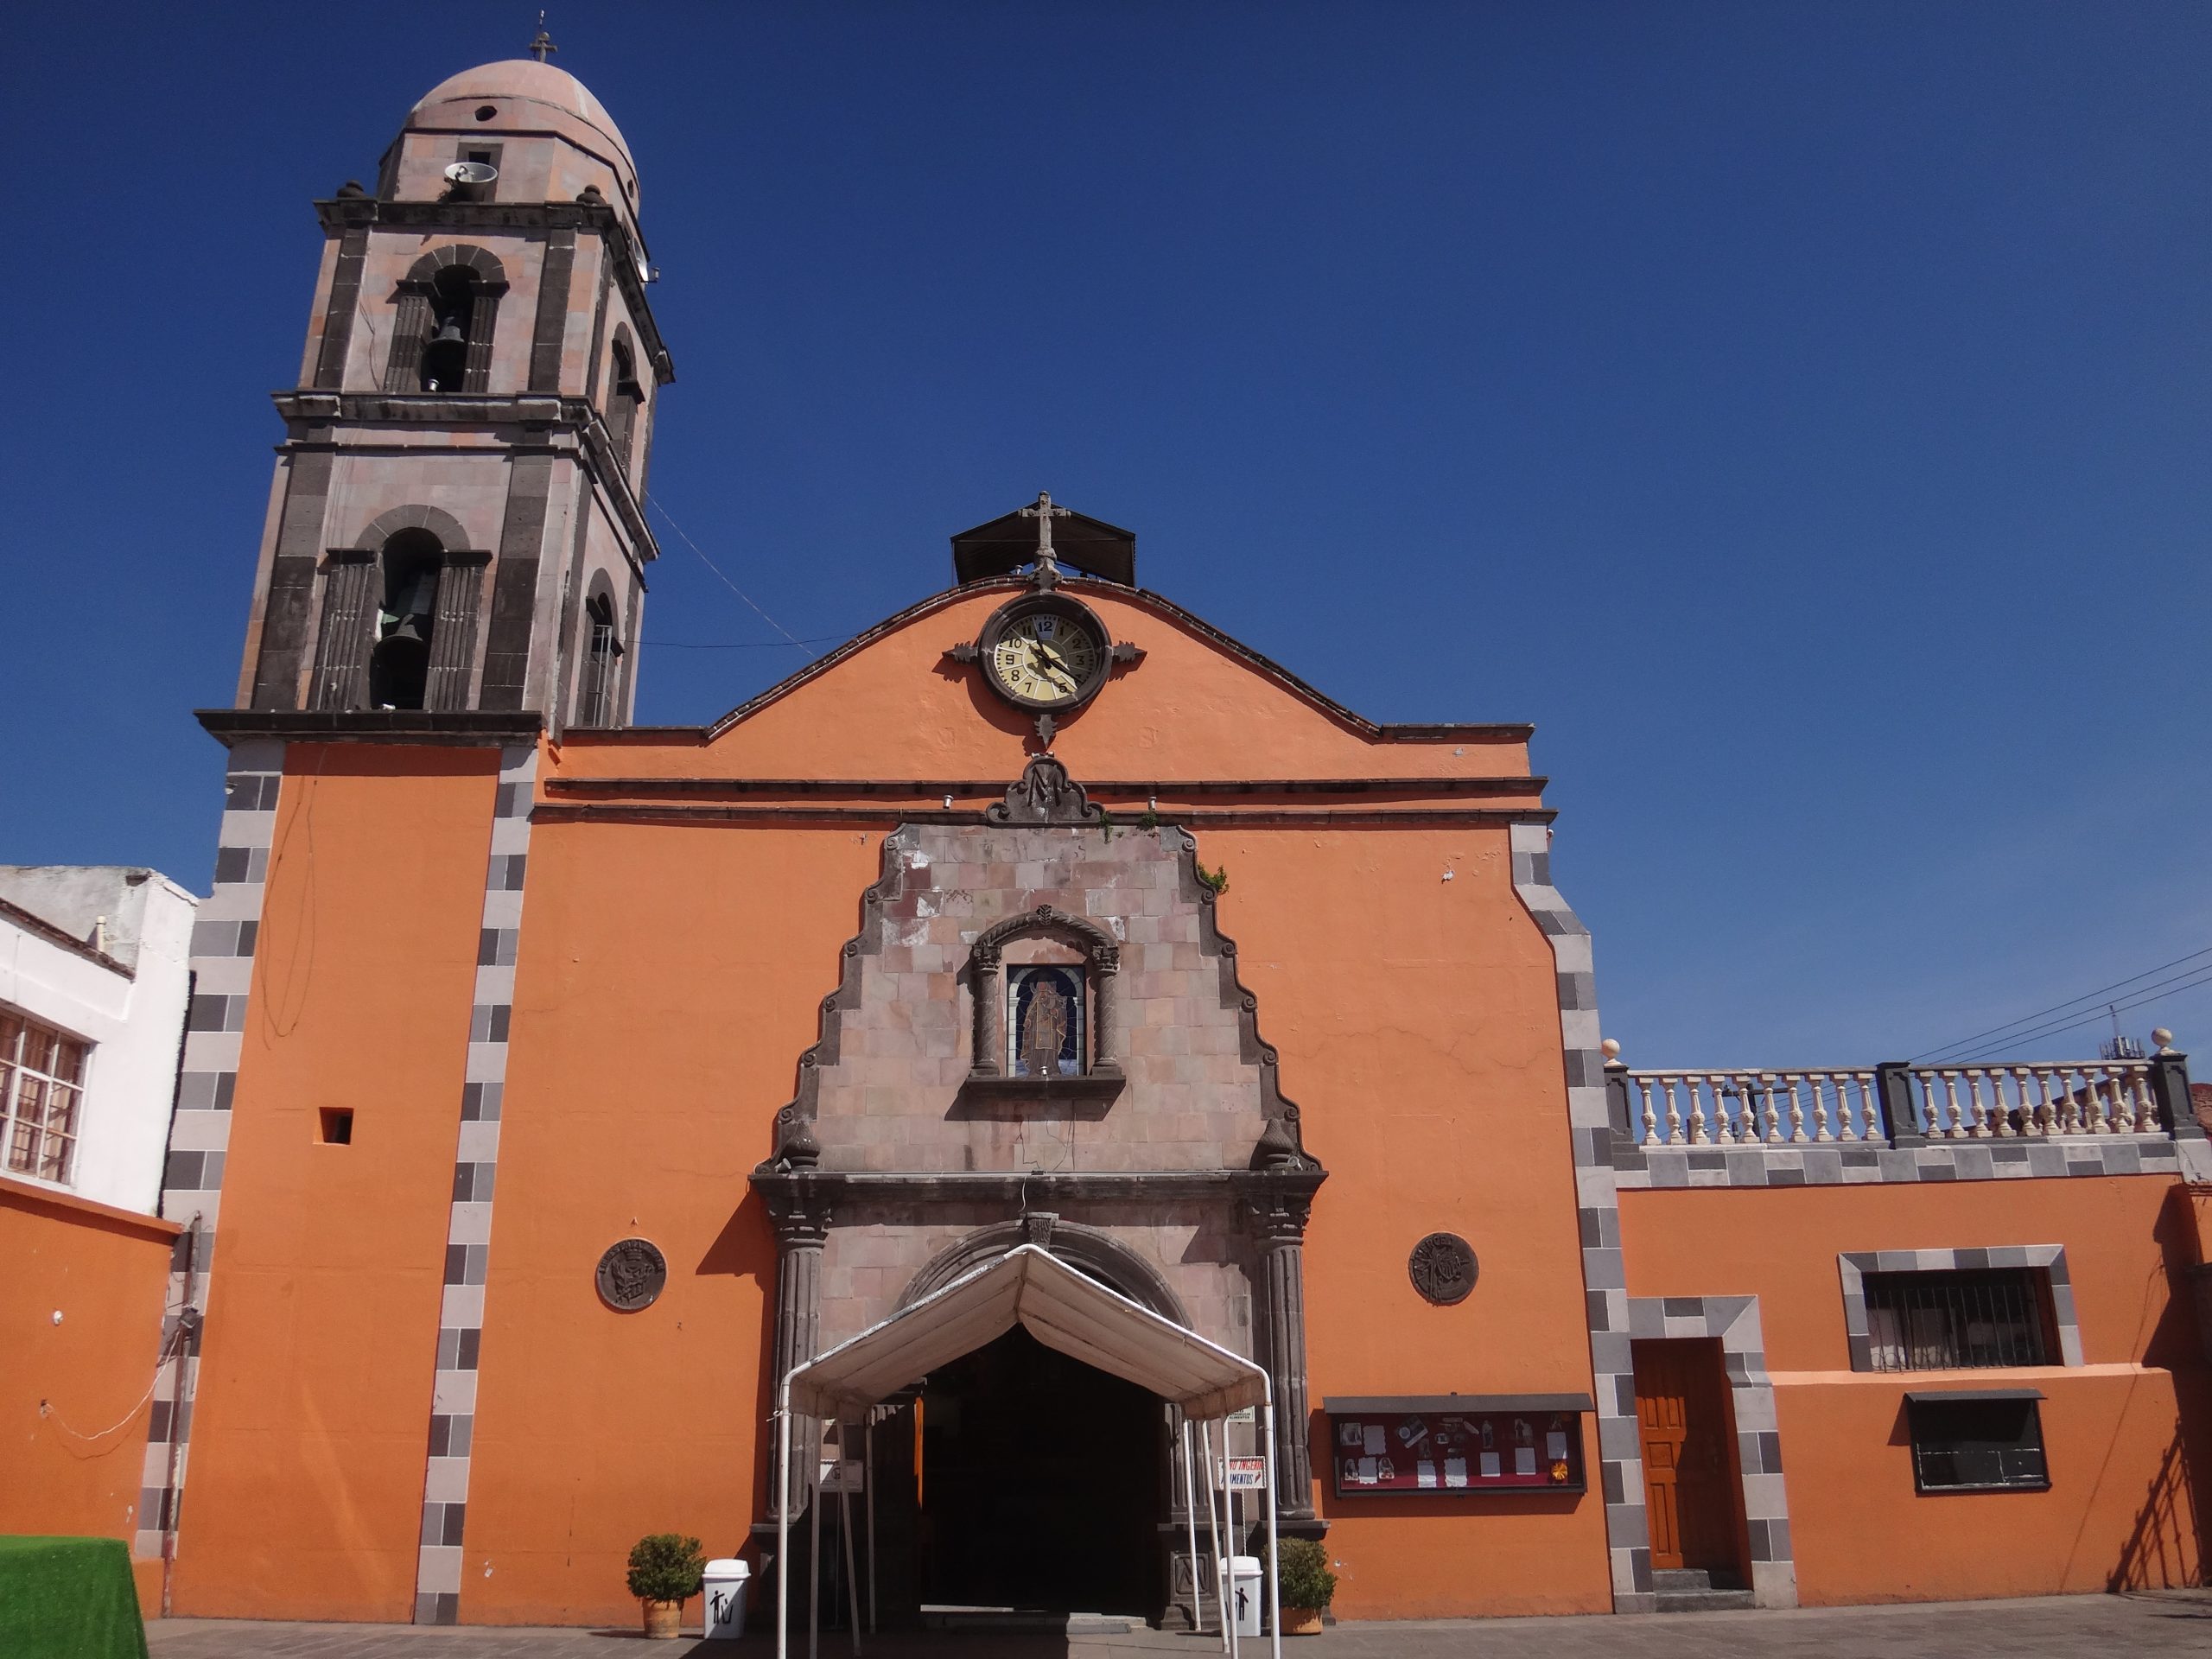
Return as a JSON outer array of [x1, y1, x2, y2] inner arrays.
[[952, 501, 1136, 587]]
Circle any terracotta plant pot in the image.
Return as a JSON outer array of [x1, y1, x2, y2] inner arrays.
[[1281, 1605, 1325, 1636], [642, 1598, 684, 1639]]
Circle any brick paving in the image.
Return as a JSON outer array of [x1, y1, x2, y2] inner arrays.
[[148, 1591, 2212, 1658]]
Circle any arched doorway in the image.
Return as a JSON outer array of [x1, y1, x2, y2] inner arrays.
[[906, 1325, 1163, 1617]]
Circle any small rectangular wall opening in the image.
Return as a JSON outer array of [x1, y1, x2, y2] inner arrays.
[[318, 1107, 353, 1145]]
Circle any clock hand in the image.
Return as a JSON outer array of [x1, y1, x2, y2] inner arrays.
[[1027, 641, 1076, 690]]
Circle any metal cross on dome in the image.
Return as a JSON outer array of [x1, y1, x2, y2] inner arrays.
[[528, 14, 557, 62], [1019, 491, 1071, 586]]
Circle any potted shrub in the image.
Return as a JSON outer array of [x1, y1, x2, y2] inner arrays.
[[627, 1533, 705, 1639], [1272, 1537, 1336, 1636]]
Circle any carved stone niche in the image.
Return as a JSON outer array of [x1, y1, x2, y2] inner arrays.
[[961, 902, 1125, 1106]]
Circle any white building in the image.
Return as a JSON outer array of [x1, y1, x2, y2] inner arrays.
[[0, 867, 197, 1215]]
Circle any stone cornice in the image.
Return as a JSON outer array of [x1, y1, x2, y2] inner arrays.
[[313, 196, 673, 382], [196, 709, 545, 748], [267, 393, 661, 564], [751, 1166, 1328, 1208]]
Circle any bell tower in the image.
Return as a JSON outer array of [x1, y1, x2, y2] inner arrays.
[[233, 49, 670, 728]]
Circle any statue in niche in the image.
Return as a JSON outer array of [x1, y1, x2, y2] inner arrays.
[[1012, 965, 1081, 1077]]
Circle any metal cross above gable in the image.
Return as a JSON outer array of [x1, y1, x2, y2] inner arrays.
[[1019, 491, 1071, 587]]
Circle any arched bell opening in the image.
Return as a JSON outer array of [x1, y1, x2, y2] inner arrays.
[[368, 529, 443, 709]]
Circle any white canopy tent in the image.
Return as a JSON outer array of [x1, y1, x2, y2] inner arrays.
[[776, 1243, 1281, 1659]]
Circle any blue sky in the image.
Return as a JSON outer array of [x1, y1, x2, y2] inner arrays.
[[4, 3, 2206, 1066]]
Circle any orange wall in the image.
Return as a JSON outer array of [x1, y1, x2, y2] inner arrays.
[[461, 822, 880, 1624], [0, 1177, 177, 1611], [172, 745, 498, 1620], [1214, 826, 1611, 1618], [1621, 1178, 2207, 1602]]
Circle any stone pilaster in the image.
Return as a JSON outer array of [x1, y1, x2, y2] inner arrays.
[[1245, 1188, 1319, 1529], [969, 942, 1001, 1076], [764, 1182, 834, 1524]]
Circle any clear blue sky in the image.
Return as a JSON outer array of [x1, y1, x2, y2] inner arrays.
[[4, 3, 2206, 1068]]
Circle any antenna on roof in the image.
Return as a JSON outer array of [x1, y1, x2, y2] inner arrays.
[[528, 12, 557, 63]]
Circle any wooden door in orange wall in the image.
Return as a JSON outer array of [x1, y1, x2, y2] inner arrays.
[[1632, 1339, 1740, 1573]]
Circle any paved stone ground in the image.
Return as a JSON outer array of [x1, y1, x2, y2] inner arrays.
[[147, 1591, 2212, 1657]]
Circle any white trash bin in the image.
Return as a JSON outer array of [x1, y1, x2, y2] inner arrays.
[[1230, 1555, 1262, 1637], [702, 1557, 750, 1639]]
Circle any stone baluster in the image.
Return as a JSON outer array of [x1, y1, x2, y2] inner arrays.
[[1761, 1072, 1785, 1143], [1936, 1070, 1966, 1139], [1841, 1072, 1868, 1142], [1637, 1077, 1659, 1146], [2085, 1067, 2113, 1133], [2017, 1066, 2047, 1136], [1806, 1074, 1829, 1142], [1687, 1077, 1709, 1146], [2113, 1067, 2141, 1135], [1246, 1192, 1319, 1523], [1662, 1078, 1683, 1145], [1717, 1073, 1744, 1145]]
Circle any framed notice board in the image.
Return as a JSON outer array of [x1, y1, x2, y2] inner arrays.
[[1319, 1395, 1593, 1497]]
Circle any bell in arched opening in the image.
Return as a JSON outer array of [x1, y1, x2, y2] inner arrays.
[[368, 537, 442, 709], [420, 270, 476, 393]]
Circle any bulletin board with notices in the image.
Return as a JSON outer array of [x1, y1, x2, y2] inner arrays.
[[1319, 1395, 1593, 1497]]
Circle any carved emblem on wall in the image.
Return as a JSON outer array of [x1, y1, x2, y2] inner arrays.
[[1408, 1232, 1478, 1306], [595, 1237, 668, 1312], [986, 755, 1104, 825]]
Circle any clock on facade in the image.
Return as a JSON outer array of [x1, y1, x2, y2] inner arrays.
[[979, 594, 1112, 713]]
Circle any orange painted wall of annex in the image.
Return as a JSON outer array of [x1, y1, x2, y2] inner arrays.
[[172, 746, 499, 1620], [1620, 1178, 2209, 1603], [0, 1177, 178, 1612]]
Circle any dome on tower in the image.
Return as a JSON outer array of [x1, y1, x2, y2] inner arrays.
[[404, 59, 638, 197]]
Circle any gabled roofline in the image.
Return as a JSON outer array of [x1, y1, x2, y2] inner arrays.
[[595, 578, 1534, 747]]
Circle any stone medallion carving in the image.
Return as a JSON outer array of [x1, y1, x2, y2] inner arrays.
[[1408, 1232, 1478, 1306], [595, 1237, 668, 1312]]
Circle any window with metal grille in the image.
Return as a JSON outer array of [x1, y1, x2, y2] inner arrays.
[[1863, 1268, 2054, 1371], [1907, 1393, 2050, 1493], [0, 1008, 89, 1185]]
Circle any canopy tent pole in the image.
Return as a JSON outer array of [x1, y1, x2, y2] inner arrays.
[[836, 1418, 862, 1656], [1262, 1397, 1282, 1659], [1181, 1417, 1205, 1637], [809, 1431, 823, 1659], [776, 1384, 792, 1659], [865, 1408, 879, 1636], [1210, 1421, 1236, 1659]]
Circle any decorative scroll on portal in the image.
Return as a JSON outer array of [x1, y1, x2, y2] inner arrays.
[[596, 1236, 668, 1311]]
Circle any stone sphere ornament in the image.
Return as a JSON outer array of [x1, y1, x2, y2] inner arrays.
[[1408, 1232, 1479, 1306], [595, 1237, 668, 1312]]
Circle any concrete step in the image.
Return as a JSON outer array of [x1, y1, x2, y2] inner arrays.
[[1656, 1587, 1758, 1613]]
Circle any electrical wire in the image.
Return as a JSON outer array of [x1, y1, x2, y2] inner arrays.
[[644, 635, 847, 651], [41, 1318, 189, 1447], [643, 492, 812, 652], [1938, 966, 2212, 1065], [1912, 944, 2212, 1063]]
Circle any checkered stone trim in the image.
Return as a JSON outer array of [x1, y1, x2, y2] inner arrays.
[[1837, 1245, 2082, 1371], [1624, 1294, 1797, 1609], [1618, 1136, 2194, 1189], [1510, 823, 1654, 1613], [413, 743, 535, 1627], [137, 742, 284, 1565]]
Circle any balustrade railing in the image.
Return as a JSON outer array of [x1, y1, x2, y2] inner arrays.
[[1611, 1047, 2182, 1149]]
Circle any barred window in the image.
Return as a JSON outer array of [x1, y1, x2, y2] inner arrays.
[[1, 1009, 89, 1185], [1864, 1268, 2053, 1371]]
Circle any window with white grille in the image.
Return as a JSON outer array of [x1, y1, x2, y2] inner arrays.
[[1, 1010, 88, 1185]]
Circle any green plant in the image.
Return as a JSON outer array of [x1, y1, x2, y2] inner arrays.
[[1136, 806, 1160, 831], [1196, 859, 1230, 894], [1099, 808, 1116, 842], [626, 1534, 705, 1604], [1272, 1537, 1336, 1610]]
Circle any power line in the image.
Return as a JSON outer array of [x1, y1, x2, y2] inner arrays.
[[1942, 965, 2212, 1065], [1912, 944, 2212, 1062], [645, 635, 847, 651], [644, 491, 811, 652]]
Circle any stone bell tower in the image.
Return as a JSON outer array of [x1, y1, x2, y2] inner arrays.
[[233, 45, 670, 728]]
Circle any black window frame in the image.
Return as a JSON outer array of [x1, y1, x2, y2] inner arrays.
[[1905, 1391, 2050, 1495], [1862, 1267, 2056, 1372]]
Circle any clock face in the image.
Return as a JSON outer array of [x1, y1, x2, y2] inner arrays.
[[984, 605, 1108, 709]]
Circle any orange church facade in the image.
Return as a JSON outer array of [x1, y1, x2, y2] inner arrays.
[[9, 54, 2208, 1633]]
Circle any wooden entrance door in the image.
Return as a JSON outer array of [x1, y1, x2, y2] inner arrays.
[[1632, 1339, 1741, 1573]]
